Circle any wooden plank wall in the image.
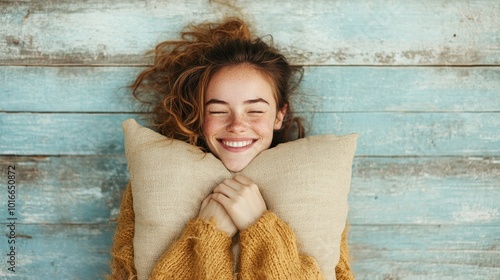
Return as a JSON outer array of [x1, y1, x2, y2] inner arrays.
[[1, 1, 499, 279]]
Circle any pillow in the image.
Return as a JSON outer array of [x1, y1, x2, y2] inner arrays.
[[122, 118, 357, 280]]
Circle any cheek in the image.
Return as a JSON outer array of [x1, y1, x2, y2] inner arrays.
[[202, 117, 222, 137], [250, 118, 276, 137]]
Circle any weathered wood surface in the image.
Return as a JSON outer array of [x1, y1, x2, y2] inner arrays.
[[1, 155, 499, 278], [1, 0, 499, 279], [1, 66, 499, 113], [1, 112, 499, 156], [1, 1, 499, 66], [0, 223, 498, 279], [1, 156, 499, 225], [0, 224, 113, 278]]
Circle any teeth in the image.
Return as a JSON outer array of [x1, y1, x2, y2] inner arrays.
[[222, 140, 253, 148]]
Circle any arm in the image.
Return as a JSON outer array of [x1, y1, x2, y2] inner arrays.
[[109, 183, 235, 280], [211, 175, 323, 279], [336, 224, 355, 280], [150, 217, 234, 279], [108, 182, 137, 280], [237, 211, 325, 280]]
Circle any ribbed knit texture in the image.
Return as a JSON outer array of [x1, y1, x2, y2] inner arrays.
[[108, 183, 355, 280], [150, 218, 234, 279], [108, 182, 136, 280], [238, 211, 324, 280]]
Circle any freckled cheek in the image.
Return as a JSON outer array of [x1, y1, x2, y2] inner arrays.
[[202, 117, 225, 137], [249, 119, 276, 138]]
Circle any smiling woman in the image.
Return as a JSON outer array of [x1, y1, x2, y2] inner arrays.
[[109, 17, 355, 280], [203, 64, 286, 172]]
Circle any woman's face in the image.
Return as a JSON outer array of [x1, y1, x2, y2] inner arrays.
[[203, 64, 285, 172]]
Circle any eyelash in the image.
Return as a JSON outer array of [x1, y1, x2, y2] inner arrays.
[[208, 110, 264, 114], [209, 111, 228, 114]]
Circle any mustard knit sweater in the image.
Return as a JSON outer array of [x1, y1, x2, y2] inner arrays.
[[109, 183, 355, 280]]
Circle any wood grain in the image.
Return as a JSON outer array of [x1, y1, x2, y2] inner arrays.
[[1, 1, 498, 66], [1, 156, 498, 226], [1, 112, 498, 156], [1, 0, 498, 278], [0, 222, 497, 279], [0, 223, 113, 278], [1, 66, 499, 113], [1, 154, 498, 278]]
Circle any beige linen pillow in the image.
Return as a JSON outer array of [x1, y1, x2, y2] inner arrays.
[[122, 118, 357, 280]]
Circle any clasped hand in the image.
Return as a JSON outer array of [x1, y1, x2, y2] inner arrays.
[[198, 175, 266, 237]]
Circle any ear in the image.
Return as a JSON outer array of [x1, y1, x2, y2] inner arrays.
[[274, 103, 288, 130]]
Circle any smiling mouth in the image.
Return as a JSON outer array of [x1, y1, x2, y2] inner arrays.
[[220, 139, 255, 148]]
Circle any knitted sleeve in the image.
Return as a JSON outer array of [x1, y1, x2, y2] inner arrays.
[[238, 211, 355, 280], [149, 218, 234, 279], [108, 182, 137, 280], [108, 183, 234, 280], [336, 225, 355, 280], [237, 211, 325, 280]]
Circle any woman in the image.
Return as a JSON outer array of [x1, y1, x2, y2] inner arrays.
[[109, 18, 354, 279]]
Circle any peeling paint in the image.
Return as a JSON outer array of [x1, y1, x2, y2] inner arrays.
[[452, 205, 500, 223]]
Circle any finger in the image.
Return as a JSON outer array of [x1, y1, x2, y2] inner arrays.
[[233, 175, 253, 186], [213, 183, 238, 198], [222, 178, 244, 190], [200, 194, 212, 210], [211, 192, 232, 209]]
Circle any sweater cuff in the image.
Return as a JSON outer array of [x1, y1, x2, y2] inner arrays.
[[239, 211, 281, 242], [184, 217, 233, 248]]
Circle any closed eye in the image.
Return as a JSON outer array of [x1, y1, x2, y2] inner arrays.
[[209, 111, 228, 114]]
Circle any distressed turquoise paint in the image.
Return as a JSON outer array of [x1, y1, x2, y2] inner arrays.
[[1, 156, 498, 226], [0, 0, 499, 279], [1, 66, 499, 112], [3, 113, 499, 156], [1, 1, 499, 65], [0, 224, 113, 278], [0, 66, 142, 112], [0, 156, 128, 224]]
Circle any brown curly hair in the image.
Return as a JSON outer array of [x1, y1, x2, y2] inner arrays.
[[131, 17, 305, 149]]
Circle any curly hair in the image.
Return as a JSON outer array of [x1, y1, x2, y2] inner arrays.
[[131, 17, 305, 149]]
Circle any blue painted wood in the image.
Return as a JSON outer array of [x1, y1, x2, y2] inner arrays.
[[1, 113, 499, 156], [0, 224, 113, 279], [1, 1, 498, 65], [1, 66, 499, 112], [0, 223, 498, 279], [0, 66, 142, 112], [1, 0, 498, 279], [349, 225, 500, 279], [0, 156, 128, 224], [1, 156, 498, 226]]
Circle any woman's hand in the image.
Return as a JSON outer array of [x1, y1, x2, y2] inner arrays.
[[212, 175, 267, 231], [198, 194, 238, 237]]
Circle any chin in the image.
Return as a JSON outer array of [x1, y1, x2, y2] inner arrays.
[[221, 159, 251, 173]]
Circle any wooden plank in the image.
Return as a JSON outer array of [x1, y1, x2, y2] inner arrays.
[[301, 66, 500, 112], [348, 156, 500, 226], [349, 225, 500, 279], [0, 155, 128, 224], [2, 66, 499, 113], [349, 225, 500, 252], [1, 1, 498, 65], [311, 112, 500, 156], [1, 156, 498, 225], [0, 223, 113, 278], [0, 66, 142, 113], [0, 113, 138, 156], [0, 223, 497, 279], [2, 112, 498, 156]]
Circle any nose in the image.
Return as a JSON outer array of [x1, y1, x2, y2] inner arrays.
[[226, 114, 247, 133]]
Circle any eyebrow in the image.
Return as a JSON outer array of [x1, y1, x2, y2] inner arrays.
[[205, 98, 270, 106]]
